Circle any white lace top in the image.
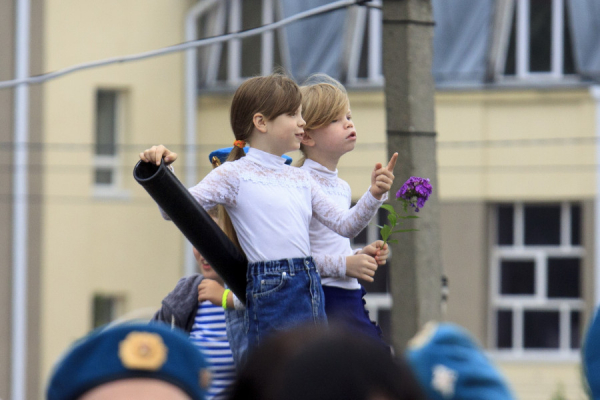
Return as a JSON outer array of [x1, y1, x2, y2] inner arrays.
[[161, 148, 385, 263], [302, 159, 362, 290]]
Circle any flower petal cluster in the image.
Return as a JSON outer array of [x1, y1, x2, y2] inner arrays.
[[396, 176, 432, 212]]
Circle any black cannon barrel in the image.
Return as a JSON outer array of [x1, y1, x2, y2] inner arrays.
[[133, 160, 247, 302]]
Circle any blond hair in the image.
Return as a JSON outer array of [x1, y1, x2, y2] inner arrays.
[[222, 73, 302, 251], [297, 74, 349, 166]]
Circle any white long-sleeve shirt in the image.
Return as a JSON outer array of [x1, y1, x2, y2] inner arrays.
[[161, 148, 384, 264], [302, 159, 363, 290]]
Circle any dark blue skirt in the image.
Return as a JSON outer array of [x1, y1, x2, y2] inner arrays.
[[322, 285, 388, 348]]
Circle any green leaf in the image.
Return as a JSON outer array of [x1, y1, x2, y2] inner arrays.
[[387, 239, 398, 244], [380, 204, 396, 213], [387, 214, 397, 226], [380, 225, 392, 241]]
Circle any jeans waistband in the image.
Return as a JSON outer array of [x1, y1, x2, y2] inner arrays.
[[248, 256, 315, 276]]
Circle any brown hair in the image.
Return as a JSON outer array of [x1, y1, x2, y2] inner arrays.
[[222, 73, 302, 251], [296, 74, 349, 166]]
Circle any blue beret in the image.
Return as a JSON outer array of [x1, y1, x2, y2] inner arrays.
[[209, 146, 293, 165], [47, 323, 209, 400], [584, 307, 600, 396], [406, 322, 515, 400]]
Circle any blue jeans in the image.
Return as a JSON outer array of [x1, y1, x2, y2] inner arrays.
[[224, 308, 248, 370], [246, 256, 327, 348]]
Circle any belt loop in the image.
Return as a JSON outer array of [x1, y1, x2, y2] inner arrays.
[[287, 258, 295, 276]]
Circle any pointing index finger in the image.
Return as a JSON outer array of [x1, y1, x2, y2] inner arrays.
[[386, 152, 398, 172]]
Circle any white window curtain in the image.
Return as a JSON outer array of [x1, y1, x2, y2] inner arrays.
[[280, 0, 347, 81], [567, 0, 600, 80], [431, 0, 494, 84]]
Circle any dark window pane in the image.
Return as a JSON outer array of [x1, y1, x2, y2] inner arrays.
[[571, 311, 581, 349], [241, 0, 261, 78], [217, 37, 229, 82], [497, 204, 514, 245], [504, 6, 516, 75], [351, 202, 368, 245], [501, 260, 535, 295], [358, 13, 370, 78], [377, 309, 391, 346], [524, 205, 561, 245], [571, 204, 581, 246], [547, 258, 580, 298], [497, 310, 513, 349], [95, 169, 113, 185], [563, 2, 576, 75], [362, 262, 389, 294], [524, 310, 560, 348], [93, 295, 115, 329], [95, 91, 117, 156], [352, 228, 368, 246], [378, 207, 389, 236], [529, 0, 552, 72]]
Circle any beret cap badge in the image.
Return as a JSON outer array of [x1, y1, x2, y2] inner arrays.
[[118, 331, 168, 370]]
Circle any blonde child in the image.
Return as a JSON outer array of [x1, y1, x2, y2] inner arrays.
[[299, 74, 390, 346], [140, 73, 397, 348]]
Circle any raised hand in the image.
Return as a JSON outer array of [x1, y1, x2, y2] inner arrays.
[[370, 152, 398, 200], [139, 144, 178, 166]]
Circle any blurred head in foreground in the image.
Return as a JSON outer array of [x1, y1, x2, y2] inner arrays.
[[228, 323, 426, 400], [583, 307, 600, 397], [46, 322, 209, 400], [406, 321, 515, 400]]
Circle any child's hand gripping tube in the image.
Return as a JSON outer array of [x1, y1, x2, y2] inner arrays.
[[133, 159, 247, 303]]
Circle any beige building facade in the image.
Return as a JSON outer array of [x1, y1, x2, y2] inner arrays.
[[3, 1, 599, 399]]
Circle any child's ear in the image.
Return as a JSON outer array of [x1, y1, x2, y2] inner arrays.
[[253, 113, 268, 133], [301, 130, 315, 147]]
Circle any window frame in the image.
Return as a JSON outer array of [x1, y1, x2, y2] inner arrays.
[[92, 293, 126, 329], [199, 0, 383, 89], [93, 88, 130, 199], [497, 0, 576, 82], [488, 202, 584, 361]]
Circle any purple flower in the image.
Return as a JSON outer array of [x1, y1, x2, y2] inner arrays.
[[396, 176, 432, 212]]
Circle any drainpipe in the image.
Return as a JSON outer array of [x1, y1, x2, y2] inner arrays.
[[12, 0, 31, 399], [184, 0, 219, 276], [592, 86, 600, 306]]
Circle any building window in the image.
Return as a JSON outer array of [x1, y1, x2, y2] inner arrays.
[[490, 202, 584, 357], [502, 0, 576, 79], [199, 0, 289, 88], [94, 89, 126, 196], [343, 0, 383, 85], [197, 0, 382, 88], [92, 294, 125, 329]]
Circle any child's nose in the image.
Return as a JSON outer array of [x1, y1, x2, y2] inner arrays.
[[298, 116, 306, 127]]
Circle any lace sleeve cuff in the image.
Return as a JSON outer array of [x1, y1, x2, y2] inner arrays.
[[365, 186, 388, 205], [312, 254, 346, 278]]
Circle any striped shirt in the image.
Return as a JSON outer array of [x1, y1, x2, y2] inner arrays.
[[189, 301, 236, 400]]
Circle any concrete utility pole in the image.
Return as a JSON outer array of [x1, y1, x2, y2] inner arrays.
[[381, 0, 443, 349]]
